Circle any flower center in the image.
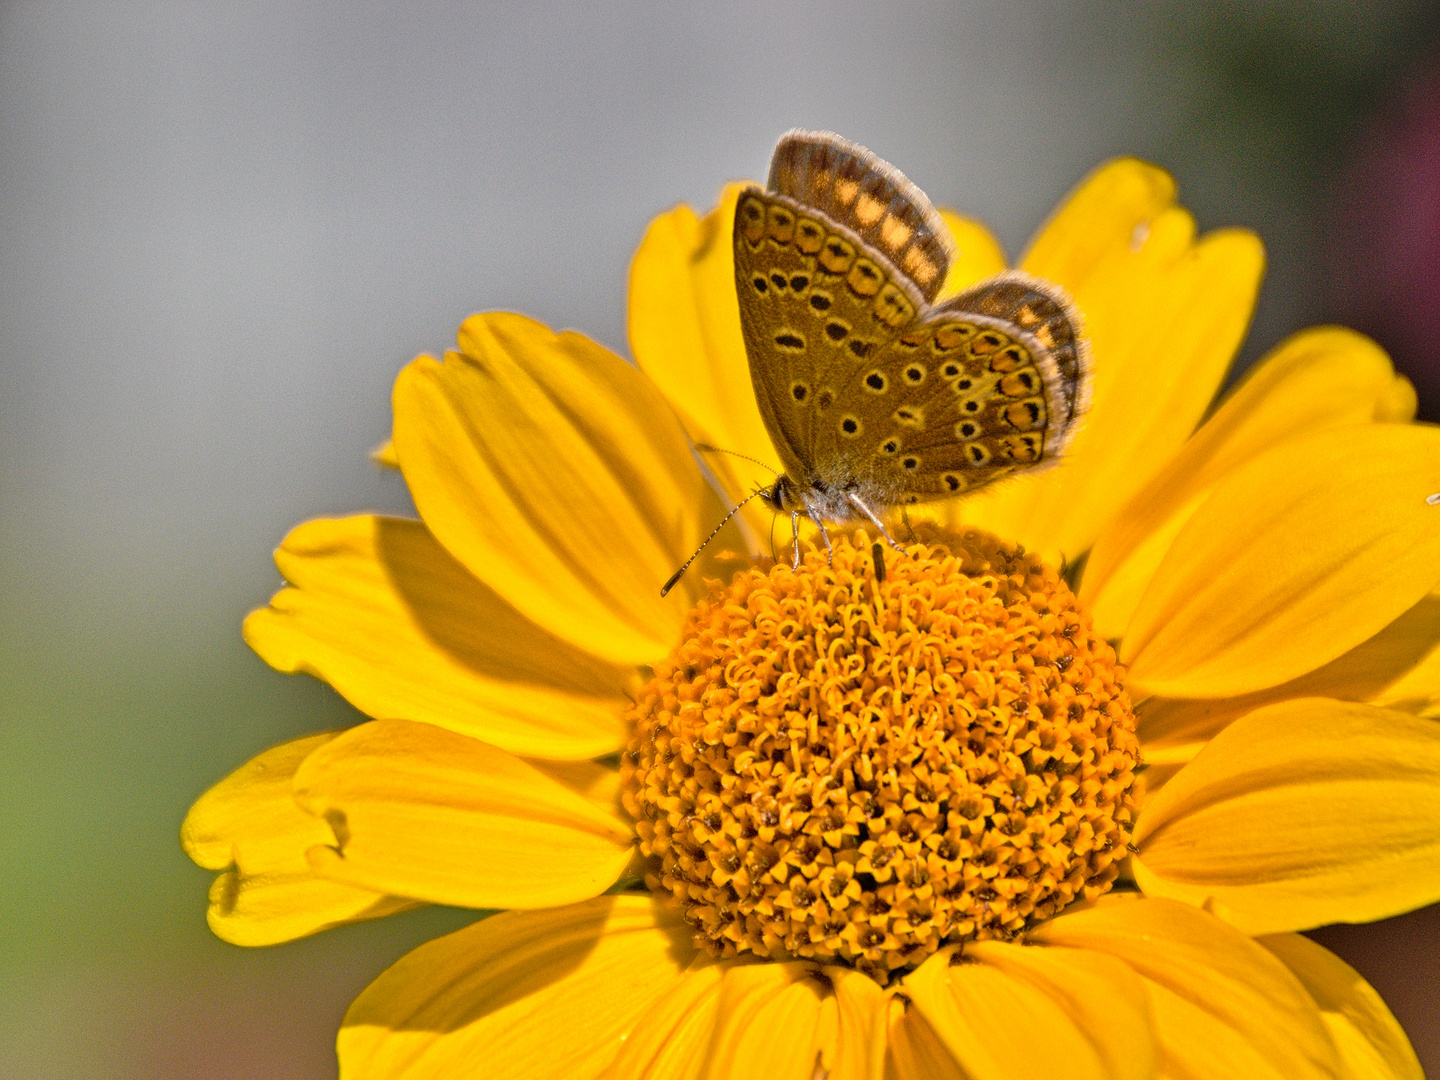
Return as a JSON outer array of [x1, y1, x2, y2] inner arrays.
[[621, 526, 1138, 981]]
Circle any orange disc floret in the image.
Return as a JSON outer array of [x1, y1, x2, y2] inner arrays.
[[621, 526, 1139, 981]]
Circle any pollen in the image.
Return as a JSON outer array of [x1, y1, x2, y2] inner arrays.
[[621, 527, 1138, 982]]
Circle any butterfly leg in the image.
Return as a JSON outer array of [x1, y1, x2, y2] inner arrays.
[[848, 493, 907, 555], [789, 512, 802, 569], [816, 517, 834, 566]]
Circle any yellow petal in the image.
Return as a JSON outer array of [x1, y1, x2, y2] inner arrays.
[[955, 161, 1263, 562], [293, 719, 634, 909], [1032, 897, 1340, 1079], [936, 208, 1008, 296], [370, 438, 400, 469], [629, 183, 779, 534], [1132, 698, 1440, 934], [883, 996, 968, 1080], [1021, 158, 1177, 292], [1084, 327, 1414, 638], [180, 733, 414, 946], [1136, 591, 1440, 770], [903, 939, 1155, 1080], [704, 962, 853, 1080], [1259, 933, 1423, 1080], [339, 895, 693, 1080], [1123, 424, 1440, 697], [598, 961, 724, 1080], [244, 515, 629, 760], [392, 312, 727, 667]]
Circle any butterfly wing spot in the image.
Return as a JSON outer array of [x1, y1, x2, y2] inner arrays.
[[840, 416, 862, 437], [769, 272, 788, 291], [954, 377, 973, 391], [1003, 434, 1041, 463], [789, 274, 810, 292], [825, 321, 850, 342], [880, 213, 914, 251], [766, 205, 796, 243], [795, 218, 826, 255], [899, 333, 925, 348], [999, 370, 1038, 396], [969, 332, 1005, 357], [956, 421, 979, 438], [874, 283, 915, 328], [989, 346, 1026, 373], [894, 407, 925, 428], [902, 456, 920, 469], [903, 364, 926, 385], [775, 332, 806, 351], [942, 363, 961, 377], [752, 276, 770, 294], [816, 389, 834, 409], [962, 399, 982, 413], [846, 259, 884, 298], [848, 339, 874, 359], [880, 438, 900, 454], [965, 443, 991, 465], [819, 237, 856, 275], [864, 371, 887, 392], [1004, 399, 1046, 431], [943, 473, 962, 491], [809, 292, 833, 312], [792, 383, 810, 401], [739, 196, 767, 244], [900, 245, 942, 292], [934, 322, 977, 351]]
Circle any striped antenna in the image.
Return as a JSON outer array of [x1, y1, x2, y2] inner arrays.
[[694, 444, 781, 477], [661, 489, 765, 597]]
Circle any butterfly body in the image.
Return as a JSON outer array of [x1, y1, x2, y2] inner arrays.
[[733, 131, 1090, 540]]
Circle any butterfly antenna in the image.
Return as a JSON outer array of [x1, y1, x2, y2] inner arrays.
[[694, 444, 781, 478], [661, 489, 765, 598]]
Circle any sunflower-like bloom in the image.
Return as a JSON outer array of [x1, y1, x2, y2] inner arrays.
[[183, 160, 1440, 1079]]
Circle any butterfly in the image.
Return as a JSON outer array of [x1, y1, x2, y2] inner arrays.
[[661, 131, 1089, 595]]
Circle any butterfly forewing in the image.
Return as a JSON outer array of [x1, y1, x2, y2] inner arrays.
[[733, 130, 1089, 520]]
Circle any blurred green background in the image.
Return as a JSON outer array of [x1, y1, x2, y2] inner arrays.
[[3, 2, 1439, 1076]]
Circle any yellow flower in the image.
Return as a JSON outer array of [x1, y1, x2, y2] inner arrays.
[[182, 159, 1440, 1079]]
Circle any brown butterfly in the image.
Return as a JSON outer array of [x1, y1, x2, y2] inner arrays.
[[663, 131, 1089, 594]]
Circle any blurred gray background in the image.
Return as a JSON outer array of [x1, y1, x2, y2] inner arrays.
[[3, 2, 1438, 1076]]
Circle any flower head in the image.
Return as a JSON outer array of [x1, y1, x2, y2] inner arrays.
[[183, 153, 1439, 1079]]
